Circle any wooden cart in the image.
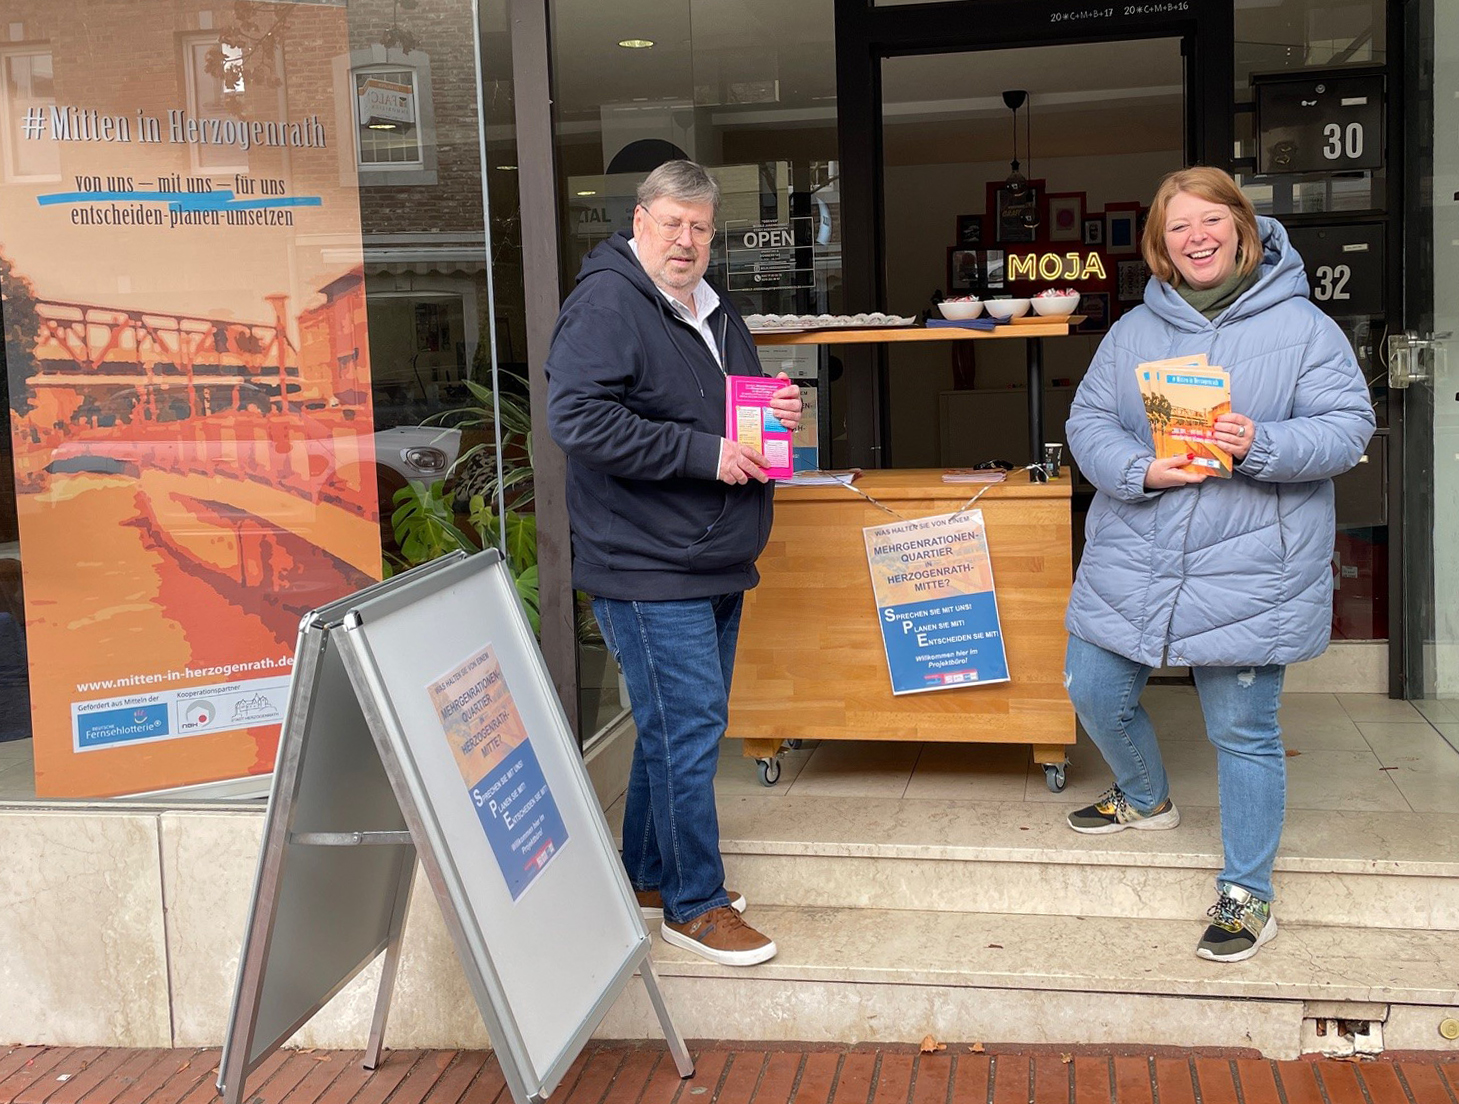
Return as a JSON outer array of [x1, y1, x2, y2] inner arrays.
[[729, 322, 1080, 789], [727, 468, 1075, 790]]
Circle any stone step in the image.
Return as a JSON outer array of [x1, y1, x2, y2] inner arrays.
[[598, 903, 1459, 1059], [708, 796, 1459, 931]]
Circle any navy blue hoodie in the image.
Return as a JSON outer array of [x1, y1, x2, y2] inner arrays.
[[545, 230, 773, 601]]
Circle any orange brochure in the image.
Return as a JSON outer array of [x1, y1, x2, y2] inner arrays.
[[1137, 355, 1233, 478]]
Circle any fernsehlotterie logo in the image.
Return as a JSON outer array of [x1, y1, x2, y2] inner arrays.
[[76, 703, 170, 750]]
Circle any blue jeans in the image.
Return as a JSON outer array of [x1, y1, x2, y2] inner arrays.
[[1064, 633, 1287, 902], [592, 593, 742, 925]]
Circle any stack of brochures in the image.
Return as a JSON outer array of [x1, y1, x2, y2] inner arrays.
[[1137, 354, 1232, 478], [785, 469, 860, 485], [941, 469, 1009, 484]]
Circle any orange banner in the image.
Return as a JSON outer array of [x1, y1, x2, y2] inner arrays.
[[0, 1, 380, 797]]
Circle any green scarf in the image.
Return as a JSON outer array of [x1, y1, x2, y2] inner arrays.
[[1176, 265, 1261, 321]]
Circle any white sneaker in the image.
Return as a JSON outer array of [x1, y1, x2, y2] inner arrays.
[[661, 906, 776, 967]]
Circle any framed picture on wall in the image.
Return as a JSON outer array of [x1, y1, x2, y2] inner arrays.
[[1082, 215, 1104, 246], [984, 250, 1005, 289], [1046, 192, 1084, 242], [1117, 259, 1151, 302], [947, 247, 981, 292], [1105, 204, 1140, 255], [1075, 292, 1110, 333], [988, 179, 1043, 244], [955, 214, 983, 246]]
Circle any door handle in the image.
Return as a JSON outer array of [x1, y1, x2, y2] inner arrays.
[[1388, 331, 1451, 388]]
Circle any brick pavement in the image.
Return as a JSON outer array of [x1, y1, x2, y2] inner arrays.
[[1, 1044, 1456, 1104]]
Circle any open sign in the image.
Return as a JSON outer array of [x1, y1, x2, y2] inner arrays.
[[740, 227, 795, 249]]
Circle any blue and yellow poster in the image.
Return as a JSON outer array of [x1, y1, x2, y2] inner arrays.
[[863, 510, 1009, 695], [428, 644, 568, 901]]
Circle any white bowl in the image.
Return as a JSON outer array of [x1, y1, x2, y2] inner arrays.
[[938, 299, 983, 320], [1031, 294, 1080, 317], [983, 298, 1030, 320]]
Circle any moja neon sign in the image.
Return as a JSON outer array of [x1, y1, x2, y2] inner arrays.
[[1007, 251, 1107, 282]]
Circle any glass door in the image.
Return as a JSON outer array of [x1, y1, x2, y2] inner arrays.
[[877, 39, 1186, 472], [1399, 0, 1459, 738]]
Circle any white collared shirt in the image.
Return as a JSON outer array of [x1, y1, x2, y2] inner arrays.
[[630, 238, 724, 371]]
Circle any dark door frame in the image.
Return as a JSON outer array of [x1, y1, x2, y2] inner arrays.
[[1393, 0, 1425, 698], [832, 0, 1234, 466]]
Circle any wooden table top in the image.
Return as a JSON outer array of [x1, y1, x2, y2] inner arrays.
[[776, 467, 1073, 502], [752, 322, 1072, 344]]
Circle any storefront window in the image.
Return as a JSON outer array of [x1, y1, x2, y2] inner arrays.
[[0, 0, 512, 802], [548, 0, 839, 740]]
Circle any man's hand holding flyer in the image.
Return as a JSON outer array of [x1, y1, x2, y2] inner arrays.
[[725, 375, 794, 480]]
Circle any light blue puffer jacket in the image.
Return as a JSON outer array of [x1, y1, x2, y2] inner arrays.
[[1064, 217, 1376, 668]]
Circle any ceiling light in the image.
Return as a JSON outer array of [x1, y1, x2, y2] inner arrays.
[[1001, 89, 1028, 197], [618, 38, 654, 49], [496, 165, 518, 171], [576, 190, 597, 196], [367, 122, 397, 130]]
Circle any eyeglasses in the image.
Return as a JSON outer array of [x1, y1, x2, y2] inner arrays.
[[638, 205, 716, 246]]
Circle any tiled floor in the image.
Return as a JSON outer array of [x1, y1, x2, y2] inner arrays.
[[1, 1044, 1456, 1104], [0, 736, 34, 801], [712, 688, 1459, 815], [2, 688, 1457, 811]]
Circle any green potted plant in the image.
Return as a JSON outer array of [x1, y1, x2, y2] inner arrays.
[[385, 368, 598, 644]]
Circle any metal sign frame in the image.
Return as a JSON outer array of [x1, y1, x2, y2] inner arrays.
[[219, 551, 691, 1104]]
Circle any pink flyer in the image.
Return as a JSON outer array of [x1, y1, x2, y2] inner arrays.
[[724, 375, 794, 480]]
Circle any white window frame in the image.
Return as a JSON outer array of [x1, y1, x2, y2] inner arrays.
[[0, 47, 61, 183], [353, 64, 424, 170], [334, 46, 438, 188], [181, 32, 249, 175]]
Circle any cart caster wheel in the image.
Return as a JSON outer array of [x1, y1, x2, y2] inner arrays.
[[757, 758, 782, 787], [1044, 763, 1067, 793], [783, 739, 803, 750]]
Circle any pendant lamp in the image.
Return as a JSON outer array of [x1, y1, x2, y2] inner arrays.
[[1002, 89, 1028, 196]]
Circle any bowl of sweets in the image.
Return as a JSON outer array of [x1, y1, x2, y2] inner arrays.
[[1030, 288, 1081, 316], [937, 297, 983, 320], [983, 297, 1031, 320]]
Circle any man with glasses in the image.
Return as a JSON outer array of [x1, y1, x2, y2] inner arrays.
[[546, 160, 801, 967]]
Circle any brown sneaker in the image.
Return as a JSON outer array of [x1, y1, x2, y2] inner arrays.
[[661, 906, 777, 966], [635, 888, 746, 920]]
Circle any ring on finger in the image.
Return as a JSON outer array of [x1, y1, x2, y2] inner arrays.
[[1237, 425, 1246, 438]]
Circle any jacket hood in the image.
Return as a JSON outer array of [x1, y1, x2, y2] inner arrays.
[[575, 229, 664, 302], [1143, 216, 1310, 332]]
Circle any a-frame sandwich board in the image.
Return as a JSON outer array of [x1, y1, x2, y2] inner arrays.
[[219, 550, 691, 1104]]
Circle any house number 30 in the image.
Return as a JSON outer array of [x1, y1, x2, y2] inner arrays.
[[1323, 122, 1364, 160]]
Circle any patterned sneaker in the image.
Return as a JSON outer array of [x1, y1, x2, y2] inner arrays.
[[661, 906, 777, 966], [1197, 884, 1277, 963], [1066, 785, 1181, 834], [635, 888, 746, 920]]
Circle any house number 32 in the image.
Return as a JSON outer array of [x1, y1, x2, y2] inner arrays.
[[1313, 264, 1352, 302]]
